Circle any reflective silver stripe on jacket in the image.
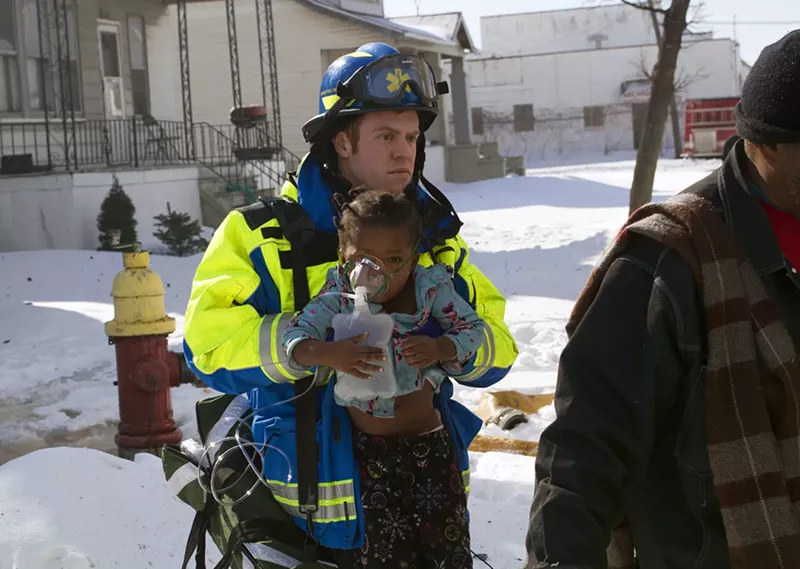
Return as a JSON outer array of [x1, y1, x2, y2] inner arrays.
[[267, 479, 357, 523], [259, 312, 309, 383], [458, 324, 496, 381]]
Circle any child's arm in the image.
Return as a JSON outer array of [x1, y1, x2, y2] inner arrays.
[[401, 270, 487, 370], [282, 271, 386, 379], [281, 272, 343, 369], [430, 277, 487, 372]]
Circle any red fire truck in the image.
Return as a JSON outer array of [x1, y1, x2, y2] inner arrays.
[[683, 97, 741, 159]]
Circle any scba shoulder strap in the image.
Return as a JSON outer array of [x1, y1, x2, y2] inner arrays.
[[236, 196, 326, 555]]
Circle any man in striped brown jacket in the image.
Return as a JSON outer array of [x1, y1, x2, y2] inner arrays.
[[525, 30, 800, 569]]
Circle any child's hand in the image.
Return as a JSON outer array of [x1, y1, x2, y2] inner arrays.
[[325, 333, 387, 379], [401, 336, 457, 368], [292, 334, 386, 379]]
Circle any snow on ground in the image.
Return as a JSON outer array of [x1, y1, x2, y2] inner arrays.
[[446, 157, 719, 441], [0, 157, 720, 568], [0, 448, 222, 568]]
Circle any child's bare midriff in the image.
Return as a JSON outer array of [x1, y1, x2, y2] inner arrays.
[[347, 382, 441, 437]]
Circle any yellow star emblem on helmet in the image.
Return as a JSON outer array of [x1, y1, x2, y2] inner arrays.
[[386, 68, 412, 94]]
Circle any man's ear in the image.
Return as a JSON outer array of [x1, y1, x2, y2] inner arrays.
[[332, 131, 352, 159], [759, 143, 780, 168]]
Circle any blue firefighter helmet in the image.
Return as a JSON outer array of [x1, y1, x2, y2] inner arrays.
[[302, 42, 449, 143]]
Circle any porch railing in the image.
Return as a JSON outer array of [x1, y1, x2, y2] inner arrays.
[[0, 117, 302, 199]]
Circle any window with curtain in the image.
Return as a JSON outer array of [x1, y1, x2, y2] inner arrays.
[[6, 0, 81, 115], [0, 0, 21, 111], [58, 2, 81, 112], [127, 15, 149, 115], [25, 0, 51, 111]]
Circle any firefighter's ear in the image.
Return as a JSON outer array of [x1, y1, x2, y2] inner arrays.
[[332, 130, 353, 159]]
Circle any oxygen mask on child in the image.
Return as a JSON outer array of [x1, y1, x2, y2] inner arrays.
[[344, 248, 417, 303], [346, 255, 389, 303]]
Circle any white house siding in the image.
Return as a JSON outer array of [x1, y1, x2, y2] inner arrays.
[[149, 0, 391, 157], [147, 0, 456, 158], [456, 38, 745, 163]]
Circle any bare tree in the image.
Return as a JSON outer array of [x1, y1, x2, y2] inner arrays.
[[643, 0, 684, 158], [622, 0, 693, 213], [632, 49, 708, 154]]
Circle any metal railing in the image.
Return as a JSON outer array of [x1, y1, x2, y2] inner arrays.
[[192, 121, 301, 195], [0, 117, 302, 201], [0, 118, 189, 171]]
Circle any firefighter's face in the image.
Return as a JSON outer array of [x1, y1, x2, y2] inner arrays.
[[334, 111, 419, 194]]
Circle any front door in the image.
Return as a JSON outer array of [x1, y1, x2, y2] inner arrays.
[[98, 21, 124, 119]]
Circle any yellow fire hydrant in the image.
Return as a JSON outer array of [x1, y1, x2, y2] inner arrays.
[[105, 250, 185, 459]]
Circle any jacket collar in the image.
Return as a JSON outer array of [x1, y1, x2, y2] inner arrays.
[[290, 153, 460, 247], [716, 140, 786, 276]]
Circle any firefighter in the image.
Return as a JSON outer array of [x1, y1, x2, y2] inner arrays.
[[183, 41, 518, 564]]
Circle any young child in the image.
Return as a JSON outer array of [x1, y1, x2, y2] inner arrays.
[[282, 188, 486, 569]]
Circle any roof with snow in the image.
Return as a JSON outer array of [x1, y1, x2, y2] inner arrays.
[[388, 13, 477, 53], [295, 1, 475, 54]]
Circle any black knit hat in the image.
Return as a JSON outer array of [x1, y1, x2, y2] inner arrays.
[[735, 29, 800, 145]]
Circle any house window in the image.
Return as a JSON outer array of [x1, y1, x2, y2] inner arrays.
[[584, 106, 605, 129], [127, 15, 149, 116], [1, 0, 81, 116], [513, 104, 534, 132], [0, 0, 20, 111], [471, 107, 484, 135]]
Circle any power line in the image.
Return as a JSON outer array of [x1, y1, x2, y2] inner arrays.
[[700, 20, 800, 25]]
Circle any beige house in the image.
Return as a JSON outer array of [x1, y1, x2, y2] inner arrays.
[[150, 0, 524, 183], [0, 0, 193, 173], [0, 0, 524, 252], [0, 0, 166, 122]]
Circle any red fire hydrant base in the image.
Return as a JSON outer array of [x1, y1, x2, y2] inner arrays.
[[112, 335, 183, 453]]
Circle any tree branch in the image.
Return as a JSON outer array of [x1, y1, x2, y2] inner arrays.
[[635, 51, 655, 81], [620, 0, 669, 15], [685, 2, 707, 29], [674, 65, 709, 92]]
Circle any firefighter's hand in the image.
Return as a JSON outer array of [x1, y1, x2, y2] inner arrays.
[[400, 336, 456, 368]]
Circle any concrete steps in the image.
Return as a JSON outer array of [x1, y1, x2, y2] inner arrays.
[[445, 142, 526, 183], [198, 165, 276, 227], [198, 170, 276, 228]]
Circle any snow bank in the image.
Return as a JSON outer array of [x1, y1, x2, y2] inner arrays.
[[0, 447, 533, 569], [0, 447, 221, 568]]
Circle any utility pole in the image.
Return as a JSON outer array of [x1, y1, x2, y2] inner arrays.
[[647, 0, 684, 158], [414, 0, 421, 16]]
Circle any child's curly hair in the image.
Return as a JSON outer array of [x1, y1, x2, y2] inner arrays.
[[334, 187, 422, 253]]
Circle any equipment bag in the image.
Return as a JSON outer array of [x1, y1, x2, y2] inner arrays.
[[162, 393, 337, 569]]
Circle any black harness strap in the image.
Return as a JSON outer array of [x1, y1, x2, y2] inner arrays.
[[261, 197, 320, 559], [182, 493, 218, 569], [197, 197, 327, 567], [212, 519, 309, 569]]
